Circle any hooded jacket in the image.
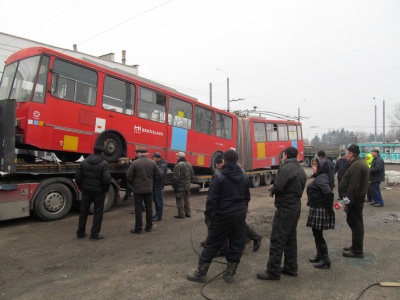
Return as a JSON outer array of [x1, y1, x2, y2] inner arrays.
[[205, 162, 250, 217], [75, 154, 111, 193], [307, 160, 334, 208]]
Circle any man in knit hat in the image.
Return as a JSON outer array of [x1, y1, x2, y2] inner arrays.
[[338, 144, 369, 258]]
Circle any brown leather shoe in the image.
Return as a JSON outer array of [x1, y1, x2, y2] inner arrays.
[[342, 250, 364, 258]]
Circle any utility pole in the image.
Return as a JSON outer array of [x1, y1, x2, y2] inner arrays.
[[373, 97, 377, 141]]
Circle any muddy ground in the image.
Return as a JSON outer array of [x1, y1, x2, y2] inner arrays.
[[0, 166, 399, 300]]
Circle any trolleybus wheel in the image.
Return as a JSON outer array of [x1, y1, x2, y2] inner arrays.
[[34, 183, 73, 221], [250, 173, 261, 188], [96, 132, 125, 163], [261, 172, 272, 186], [89, 185, 115, 214]]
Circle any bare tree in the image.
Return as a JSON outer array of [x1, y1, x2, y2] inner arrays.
[[389, 102, 400, 129]]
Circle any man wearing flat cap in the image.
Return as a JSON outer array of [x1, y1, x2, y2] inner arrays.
[[338, 144, 369, 258], [151, 152, 168, 221], [127, 148, 161, 234]]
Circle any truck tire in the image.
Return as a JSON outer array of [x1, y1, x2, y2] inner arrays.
[[34, 183, 73, 221], [261, 172, 272, 186], [250, 174, 261, 188], [304, 157, 311, 167], [89, 185, 115, 214]]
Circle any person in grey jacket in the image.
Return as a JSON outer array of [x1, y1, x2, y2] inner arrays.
[[76, 146, 111, 240], [369, 149, 385, 207], [126, 148, 161, 234]]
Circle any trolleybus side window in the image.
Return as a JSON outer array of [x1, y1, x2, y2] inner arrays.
[[254, 122, 266, 142], [51, 59, 97, 106], [288, 124, 297, 141], [216, 113, 233, 139], [278, 123, 288, 140], [266, 123, 278, 141], [297, 125, 303, 140], [32, 56, 50, 103], [103, 76, 135, 115], [138, 87, 166, 123], [168, 97, 192, 129], [194, 105, 214, 135]]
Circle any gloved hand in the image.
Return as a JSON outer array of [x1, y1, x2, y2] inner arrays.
[[204, 214, 213, 229]]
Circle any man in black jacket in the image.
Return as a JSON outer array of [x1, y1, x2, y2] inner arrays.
[[76, 146, 111, 240], [187, 149, 250, 284], [257, 147, 307, 280], [151, 152, 168, 221], [334, 152, 349, 200], [370, 149, 385, 207], [127, 148, 161, 234]]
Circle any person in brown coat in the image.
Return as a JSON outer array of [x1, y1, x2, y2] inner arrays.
[[126, 148, 161, 234]]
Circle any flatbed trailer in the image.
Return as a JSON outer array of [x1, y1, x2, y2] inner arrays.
[[0, 160, 128, 222], [0, 97, 278, 221]]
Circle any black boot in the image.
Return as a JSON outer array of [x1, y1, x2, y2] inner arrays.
[[314, 244, 331, 269], [309, 244, 322, 263], [223, 262, 239, 284], [187, 261, 211, 283]]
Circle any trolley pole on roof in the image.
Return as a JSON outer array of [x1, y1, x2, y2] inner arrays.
[[298, 100, 306, 121], [217, 68, 230, 112]]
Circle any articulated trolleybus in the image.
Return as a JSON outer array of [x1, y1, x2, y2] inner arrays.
[[0, 47, 304, 221]]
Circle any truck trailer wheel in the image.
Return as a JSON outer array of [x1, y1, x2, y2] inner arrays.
[[34, 183, 73, 221], [261, 172, 272, 186], [250, 174, 261, 188], [89, 185, 115, 214]]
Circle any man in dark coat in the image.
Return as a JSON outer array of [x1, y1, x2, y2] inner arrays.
[[257, 146, 307, 280], [76, 146, 111, 240], [171, 152, 194, 219], [151, 152, 168, 221], [339, 144, 369, 258], [187, 149, 250, 284], [369, 149, 385, 207], [334, 152, 349, 200], [126, 148, 161, 234]]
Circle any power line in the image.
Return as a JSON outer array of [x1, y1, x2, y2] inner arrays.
[[77, 0, 174, 46]]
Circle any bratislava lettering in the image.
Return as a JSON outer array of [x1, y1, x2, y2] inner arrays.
[[133, 125, 163, 136]]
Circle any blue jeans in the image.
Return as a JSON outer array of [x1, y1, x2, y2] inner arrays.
[[371, 182, 384, 205], [153, 186, 164, 219]]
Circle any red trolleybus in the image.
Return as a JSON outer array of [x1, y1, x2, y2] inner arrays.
[[0, 47, 303, 174]]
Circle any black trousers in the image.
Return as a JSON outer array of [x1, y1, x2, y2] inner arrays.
[[200, 213, 246, 263], [77, 192, 105, 238], [267, 208, 301, 275], [346, 201, 364, 253], [134, 192, 153, 230], [337, 177, 343, 199]]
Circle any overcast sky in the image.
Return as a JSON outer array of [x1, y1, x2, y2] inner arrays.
[[1, 0, 400, 140]]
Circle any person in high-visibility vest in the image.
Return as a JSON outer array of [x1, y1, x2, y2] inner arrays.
[[365, 153, 373, 168], [365, 153, 373, 202]]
